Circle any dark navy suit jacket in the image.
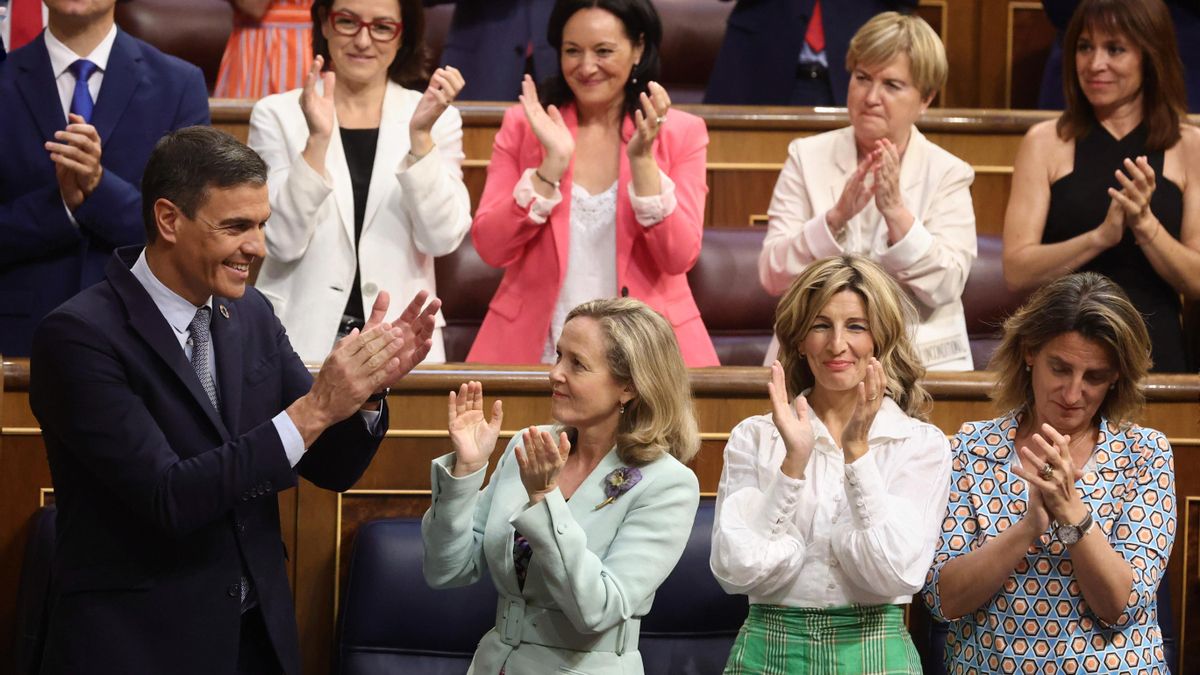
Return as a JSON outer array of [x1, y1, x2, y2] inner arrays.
[[29, 248, 386, 675], [425, 0, 556, 101], [0, 29, 209, 356], [704, 0, 918, 105]]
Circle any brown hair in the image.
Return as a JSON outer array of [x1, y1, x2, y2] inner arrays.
[[1057, 0, 1187, 151], [310, 0, 429, 90], [774, 256, 931, 420], [560, 298, 700, 466], [988, 272, 1151, 426]]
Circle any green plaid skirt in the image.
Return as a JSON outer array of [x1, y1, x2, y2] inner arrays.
[[723, 604, 922, 675]]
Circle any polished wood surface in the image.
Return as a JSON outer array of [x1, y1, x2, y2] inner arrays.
[[2, 358, 1197, 674]]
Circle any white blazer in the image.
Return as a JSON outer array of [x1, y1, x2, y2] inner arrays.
[[759, 126, 977, 371], [248, 82, 471, 363]]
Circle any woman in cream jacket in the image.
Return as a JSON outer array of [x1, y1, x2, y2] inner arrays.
[[759, 12, 976, 370]]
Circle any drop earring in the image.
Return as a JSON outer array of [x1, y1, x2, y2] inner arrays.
[[619, 403, 626, 414]]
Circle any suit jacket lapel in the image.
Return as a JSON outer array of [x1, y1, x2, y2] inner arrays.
[[551, 107, 578, 287], [210, 298, 243, 434], [107, 249, 231, 440], [327, 103, 357, 251], [360, 82, 407, 233], [90, 30, 141, 146], [14, 38, 67, 141]]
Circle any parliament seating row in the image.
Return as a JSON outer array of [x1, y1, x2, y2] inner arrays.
[[436, 230, 1028, 368], [113, 0, 731, 99]]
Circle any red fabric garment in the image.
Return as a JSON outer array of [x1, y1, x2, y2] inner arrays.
[[804, 0, 825, 53], [9, 0, 44, 51]]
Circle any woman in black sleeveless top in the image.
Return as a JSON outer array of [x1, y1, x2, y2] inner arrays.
[[1003, 0, 1200, 372]]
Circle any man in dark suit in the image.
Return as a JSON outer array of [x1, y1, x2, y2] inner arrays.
[[29, 126, 440, 675], [424, 0, 556, 101], [0, 0, 209, 357], [704, 0, 918, 106]]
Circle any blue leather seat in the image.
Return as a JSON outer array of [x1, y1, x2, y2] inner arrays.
[[336, 499, 747, 674]]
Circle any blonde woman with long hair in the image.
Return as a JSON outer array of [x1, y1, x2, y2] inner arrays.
[[423, 298, 701, 674], [713, 255, 950, 673]]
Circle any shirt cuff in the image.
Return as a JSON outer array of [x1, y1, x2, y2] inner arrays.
[[762, 469, 805, 537], [843, 454, 890, 529], [62, 197, 79, 229], [513, 168, 562, 224], [359, 407, 382, 433], [802, 211, 845, 258], [877, 216, 933, 272], [272, 411, 306, 468], [628, 170, 678, 227]]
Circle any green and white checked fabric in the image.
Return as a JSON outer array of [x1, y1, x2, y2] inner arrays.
[[724, 603, 922, 675]]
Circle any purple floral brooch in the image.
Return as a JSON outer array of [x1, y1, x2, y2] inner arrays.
[[594, 466, 643, 510]]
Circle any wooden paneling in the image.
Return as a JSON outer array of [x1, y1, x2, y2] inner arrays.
[[4, 360, 1198, 675]]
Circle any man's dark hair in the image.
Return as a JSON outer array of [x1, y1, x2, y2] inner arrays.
[[140, 126, 268, 243]]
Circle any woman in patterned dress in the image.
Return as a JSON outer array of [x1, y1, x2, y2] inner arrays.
[[712, 256, 951, 674], [923, 272, 1176, 674]]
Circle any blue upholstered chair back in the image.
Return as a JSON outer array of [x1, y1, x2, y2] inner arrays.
[[335, 499, 748, 675]]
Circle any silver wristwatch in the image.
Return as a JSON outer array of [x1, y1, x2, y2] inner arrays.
[[1053, 510, 1095, 546]]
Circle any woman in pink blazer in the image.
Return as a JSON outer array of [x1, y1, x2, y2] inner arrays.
[[467, 0, 719, 367]]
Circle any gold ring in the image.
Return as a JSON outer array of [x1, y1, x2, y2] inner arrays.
[[867, 395, 878, 401], [1039, 462, 1054, 480]]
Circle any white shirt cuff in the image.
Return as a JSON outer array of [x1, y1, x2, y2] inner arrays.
[[843, 455, 890, 529], [628, 170, 678, 227], [272, 410, 306, 467], [62, 197, 79, 228], [878, 216, 934, 272], [762, 469, 805, 537], [513, 168, 562, 224], [802, 211, 845, 258]]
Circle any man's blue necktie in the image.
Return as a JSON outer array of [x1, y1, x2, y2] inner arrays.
[[68, 59, 98, 122]]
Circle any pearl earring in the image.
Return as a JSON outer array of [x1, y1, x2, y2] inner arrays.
[[619, 403, 626, 414]]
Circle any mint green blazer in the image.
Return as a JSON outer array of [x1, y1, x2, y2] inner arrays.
[[422, 427, 700, 674]]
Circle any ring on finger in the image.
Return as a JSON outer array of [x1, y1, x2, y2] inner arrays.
[[1039, 462, 1054, 480], [656, 113, 668, 126], [867, 395, 878, 401]]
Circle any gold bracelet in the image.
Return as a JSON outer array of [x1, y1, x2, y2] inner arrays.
[[534, 169, 560, 189]]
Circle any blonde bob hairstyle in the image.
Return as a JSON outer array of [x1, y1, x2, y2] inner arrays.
[[774, 256, 931, 420], [988, 272, 1151, 426], [559, 298, 700, 465], [846, 11, 947, 100]]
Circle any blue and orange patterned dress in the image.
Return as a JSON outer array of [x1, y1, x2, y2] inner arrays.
[[923, 413, 1176, 674]]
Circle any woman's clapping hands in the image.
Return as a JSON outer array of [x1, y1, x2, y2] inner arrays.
[[516, 426, 572, 504], [448, 381, 503, 477]]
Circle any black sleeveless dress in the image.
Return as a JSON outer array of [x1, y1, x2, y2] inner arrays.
[[1043, 123, 1188, 372]]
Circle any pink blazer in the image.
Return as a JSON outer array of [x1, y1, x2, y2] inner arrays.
[[467, 104, 719, 367]]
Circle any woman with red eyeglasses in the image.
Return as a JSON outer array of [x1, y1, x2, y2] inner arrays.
[[248, 0, 471, 364]]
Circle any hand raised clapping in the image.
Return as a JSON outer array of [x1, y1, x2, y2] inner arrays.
[[516, 425, 571, 503], [1012, 423, 1088, 526], [1107, 155, 1160, 243], [840, 357, 885, 462], [363, 290, 442, 386], [300, 56, 336, 140], [447, 380, 503, 477], [410, 66, 466, 156], [45, 114, 104, 212], [768, 361, 815, 479], [519, 74, 574, 182], [627, 81, 671, 159]]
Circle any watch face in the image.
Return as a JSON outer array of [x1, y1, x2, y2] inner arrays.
[[1055, 524, 1082, 545]]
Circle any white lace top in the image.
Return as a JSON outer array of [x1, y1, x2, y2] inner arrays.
[[540, 182, 619, 363]]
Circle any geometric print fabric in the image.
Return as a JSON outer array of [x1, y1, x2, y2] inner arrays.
[[922, 414, 1176, 674]]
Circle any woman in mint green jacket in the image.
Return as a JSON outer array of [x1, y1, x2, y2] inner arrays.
[[422, 297, 701, 674]]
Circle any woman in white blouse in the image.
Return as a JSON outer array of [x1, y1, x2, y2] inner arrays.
[[758, 12, 976, 371], [712, 255, 951, 673]]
